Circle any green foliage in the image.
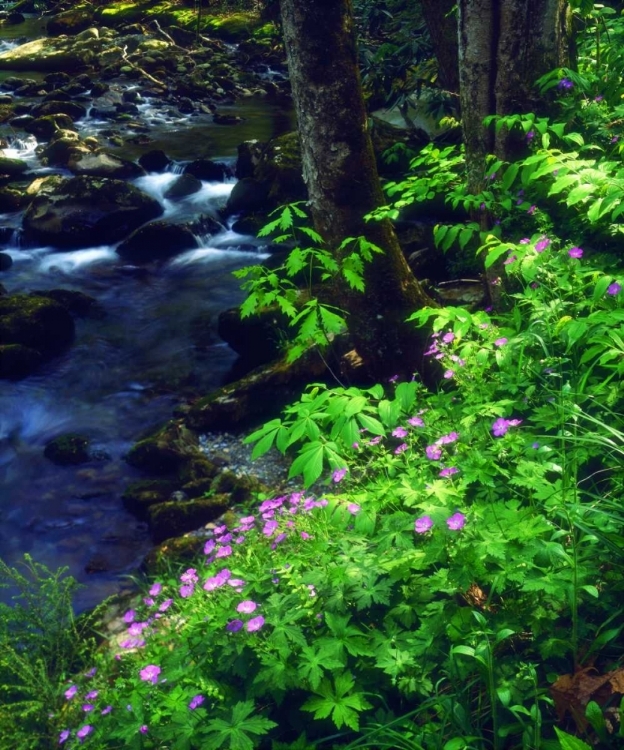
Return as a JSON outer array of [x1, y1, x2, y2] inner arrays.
[[0, 556, 97, 750], [234, 203, 383, 363]]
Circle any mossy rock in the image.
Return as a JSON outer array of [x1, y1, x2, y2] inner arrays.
[[97, 1, 149, 25], [142, 534, 205, 574], [210, 471, 267, 503], [0, 156, 28, 177], [122, 479, 179, 519], [203, 13, 264, 42], [0, 294, 74, 379], [147, 494, 231, 544], [125, 421, 199, 475], [44, 434, 90, 466], [178, 456, 220, 484]]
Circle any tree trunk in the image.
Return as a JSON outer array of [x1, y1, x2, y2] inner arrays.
[[278, 0, 436, 382], [420, 0, 460, 97]]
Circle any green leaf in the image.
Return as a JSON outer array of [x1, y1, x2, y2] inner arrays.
[[554, 727, 592, 750], [566, 183, 595, 206]]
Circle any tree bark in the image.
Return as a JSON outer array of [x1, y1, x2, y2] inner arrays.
[[279, 0, 436, 382], [420, 0, 460, 96]]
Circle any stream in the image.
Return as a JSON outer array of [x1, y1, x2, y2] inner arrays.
[[0, 23, 295, 610]]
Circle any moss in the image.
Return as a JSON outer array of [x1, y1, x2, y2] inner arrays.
[[203, 12, 264, 42], [210, 471, 267, 503], [125, 421, 198, 476], [122, 479, 179, 518], [147, 494, 231, 543], [142, 535, 205, 574]]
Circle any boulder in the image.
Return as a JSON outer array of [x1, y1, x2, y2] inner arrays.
[[31, 100, 88, 121], [0, 30, 101, 72], [25, 114, 76, 140], [122, 479, 180, 519], [184, 159, 228, 182], [0, 252, 13, 271], [163, 173, 202, 200], [39, 130, 91, 167], [0, 294, 75, 379], [116, 221, 198, 263], [125, 421, 199, 475], [147, 495, 230, 544], [47, 7, 95, 37], [68, 151, 146, 179], [44, 434, 90, 465], [22, 175, 164, 249], [225, 177, 270, 215], [217, 305, 291, 367], [138, 149, 169, 173], [0, 156, 28, 177]]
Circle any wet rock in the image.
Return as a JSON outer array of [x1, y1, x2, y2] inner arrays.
[[184, 159, 228, 182], [147, 494, 230, 544], [122, 479, 179, 519], [177, 96, 194, 114], [90, 81, 110, 97], [185, 346, 332, 432], [218, 305, 290, 367], [138, 149, 169, 173], [125, 421, 199, 475], [0, 156, 28, 177], [47, 7, 95, 37], [39, 129, 90, 167], [142, 535, 205, 574], [0, 186, 28, 212], [163, 173, 202, 200], [32, 100, 88, 121], [179, 456, 220, 484], [0, 293, 75, 379], [44, 72, 71, 88], [116, 221, 198, 263], [44, 434, 90, 466], [25, 113, 76, 139], [22, 175, 164, 249], [68, 151, 146, 179], [31, 289, 101, 317], [225, 176, 270, 215], [213, 112, 244, 126], [0, 252, 13, 271], [210, 470, 267, 503], [0, 29, 102, 72], [6, 12, 25, 25]]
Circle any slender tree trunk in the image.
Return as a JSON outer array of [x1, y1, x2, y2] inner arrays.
[[279, 0, 436, 382], [420, 0, 460, 96]]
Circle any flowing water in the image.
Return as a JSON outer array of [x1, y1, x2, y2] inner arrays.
[[0, 33, 295, 608]]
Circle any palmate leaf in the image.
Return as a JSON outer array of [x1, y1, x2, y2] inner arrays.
[[203, 701, 277, 750], [297, 644, 345, 690], [301, 672, 372, 731]]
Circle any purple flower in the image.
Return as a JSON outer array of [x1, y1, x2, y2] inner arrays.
[[494, 337, 508, 347], [159, 598, 173, 612], [392, 426, 408, 438], [526, 130, 535, 141], [139, 726, 148, 735], [246, 615, 265, 632], [189, 695, 205, 710], [59, 730, 70, 744], [414, 516, 433, 534], [179, 584, 194, 598], [492, 418, 510, 437], [237, 600, 258, 614], [443, 369, 454, 379], [139, 665, 161, 684], [442, 332, 455, 344], [301, 531, 312, 540], [123, 610, 135, 624], [149, 582, 162, 596], [347, 503, 361, 515], [215, 545, 232, 558], [519, 238, 531, 244], [439, 467, 459, 478], [408, 416, 424, 427], [558, 77, 573, 90], [143, 597, 155, 607], [226, 619, 244, 632], [82, 704, 94, 713], [180, 568, 198, 584], [332, 467, 348, 483], [368, 435, 383, 445], [447, 512, 466, 530], [101, 706, 112, 715], [262, 520, 279, 537], [426, 445, 442, 460], [535, 237, 550, 253], [84, 668, 97, 678], [76, 726, 93, 741], [394, 443, 408, 454], [64, 685, 78, 700], [437, 432, 459, 445], [203, 539, 215, 555], [85, 691, 98, 701], [388, 374, 399, 383], [532, 442, 540, 450], [568, 247, 583, 259], [611, 136, 619, 144], [527, 205, 536, 215], [607, 282, 622, 295]]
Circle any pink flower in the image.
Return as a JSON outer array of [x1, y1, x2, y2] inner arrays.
[[203, 539, 215, 555], [426, 444, 442, 460], [408, 416, 424, 427], [394, 443, 408, 454], [215, 545, 232, 558], [139, 665, 161, 684], [347, 503, 361, 515], [76, 726, 93, 741], [392, 426, 408, 438], [494, 337, 508, 347], [414, 516, 433, 534], [535, 237, 550, 253], [568, 247, 583, 259], [607, 281, 622, 295], [237, 600, 258, 614], [149, 582, 162, 596], [189, 695, 205, 710], [64, 685, 78, 700], [447, 512, 466, 530], [246, 615, 265, 632], [123, 610, 135, 624], [443, 369, 454, 379], [332, 467, 348, 483], [439, 467, 459, 478]]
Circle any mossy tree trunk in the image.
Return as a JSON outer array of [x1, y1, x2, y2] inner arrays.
[[278, 0, 436, 382]]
